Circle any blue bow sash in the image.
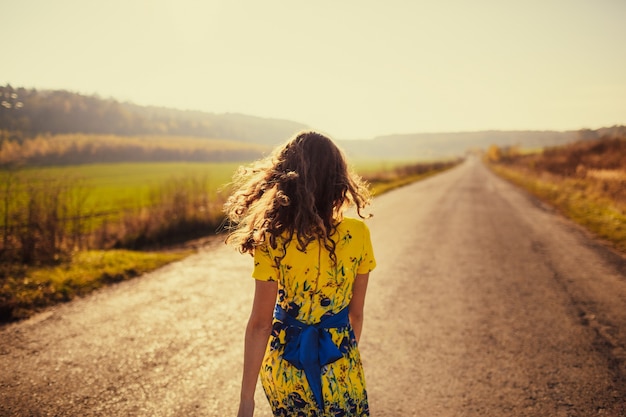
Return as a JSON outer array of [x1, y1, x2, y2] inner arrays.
[[274, 304, 350, 410]]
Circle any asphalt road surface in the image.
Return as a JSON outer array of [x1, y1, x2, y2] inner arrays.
[[1, 157, 625, 416]]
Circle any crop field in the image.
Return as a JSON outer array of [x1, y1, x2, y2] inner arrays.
[[9, 159, 431, 216], [14, 161, 242, 214]]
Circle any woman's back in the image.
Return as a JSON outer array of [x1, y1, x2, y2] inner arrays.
[[254, 217, 375, 415], [253, 217, 376, 323]]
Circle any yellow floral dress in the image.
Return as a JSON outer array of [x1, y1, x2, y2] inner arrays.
[[253, 218, 376, 416]]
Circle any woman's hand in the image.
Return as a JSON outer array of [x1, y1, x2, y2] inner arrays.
[[237, 398, 255, 417]]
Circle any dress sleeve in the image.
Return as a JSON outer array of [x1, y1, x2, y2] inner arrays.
[[252, 243, 278, 281], [357, 221, 376, 274]]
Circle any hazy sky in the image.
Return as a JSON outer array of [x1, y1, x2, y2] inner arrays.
[[2, 0, 625, 139]]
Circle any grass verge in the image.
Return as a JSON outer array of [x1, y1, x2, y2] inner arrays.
[[368, 167, 455, 196], [0, 249, 191, 323], [489, 163, 626, 253]]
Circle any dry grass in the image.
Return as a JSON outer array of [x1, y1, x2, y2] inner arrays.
[[487, 136, 626, 253], [363, 159, 462, 195]]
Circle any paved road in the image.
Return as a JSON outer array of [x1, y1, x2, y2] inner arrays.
[[1, 157, 625, 416]]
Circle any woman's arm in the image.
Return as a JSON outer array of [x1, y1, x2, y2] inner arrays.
[[348, 273, 370, 343], [238, 280, 278, 417]]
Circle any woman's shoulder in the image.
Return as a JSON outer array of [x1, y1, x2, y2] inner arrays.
[[339, 217, 364, 226], [337, 217, 370, 234]]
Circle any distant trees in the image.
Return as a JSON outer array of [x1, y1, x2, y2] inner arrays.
[[0, 134, 266, 166], [485, 145, 521, 162], [0, 84, 306, 145], [486, 145, 502, 162]]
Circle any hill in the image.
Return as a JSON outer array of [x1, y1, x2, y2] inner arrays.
[[338, 126, 626, 160], [0, 84, 307, 145]]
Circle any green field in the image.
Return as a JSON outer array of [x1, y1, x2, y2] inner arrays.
[[17, 161, 242, 213], [4, 159, 460, 222], [11, 159, 430, 215]]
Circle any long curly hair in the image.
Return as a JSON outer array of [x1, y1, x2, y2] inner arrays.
[[223, 130, 371, 264]]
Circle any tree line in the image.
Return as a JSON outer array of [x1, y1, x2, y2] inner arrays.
[[0, 134, 266, 166], [0, 84, 306, 145]]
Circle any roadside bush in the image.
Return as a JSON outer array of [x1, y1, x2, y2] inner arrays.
[[363, 159, 461, 185], [492, 136, 626, 206], [0, 170, 86, 264], [102, 174, 226, 249], [0, 168, 227, 266]]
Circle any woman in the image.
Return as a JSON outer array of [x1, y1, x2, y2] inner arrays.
[[224, 131, 376, 416]]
